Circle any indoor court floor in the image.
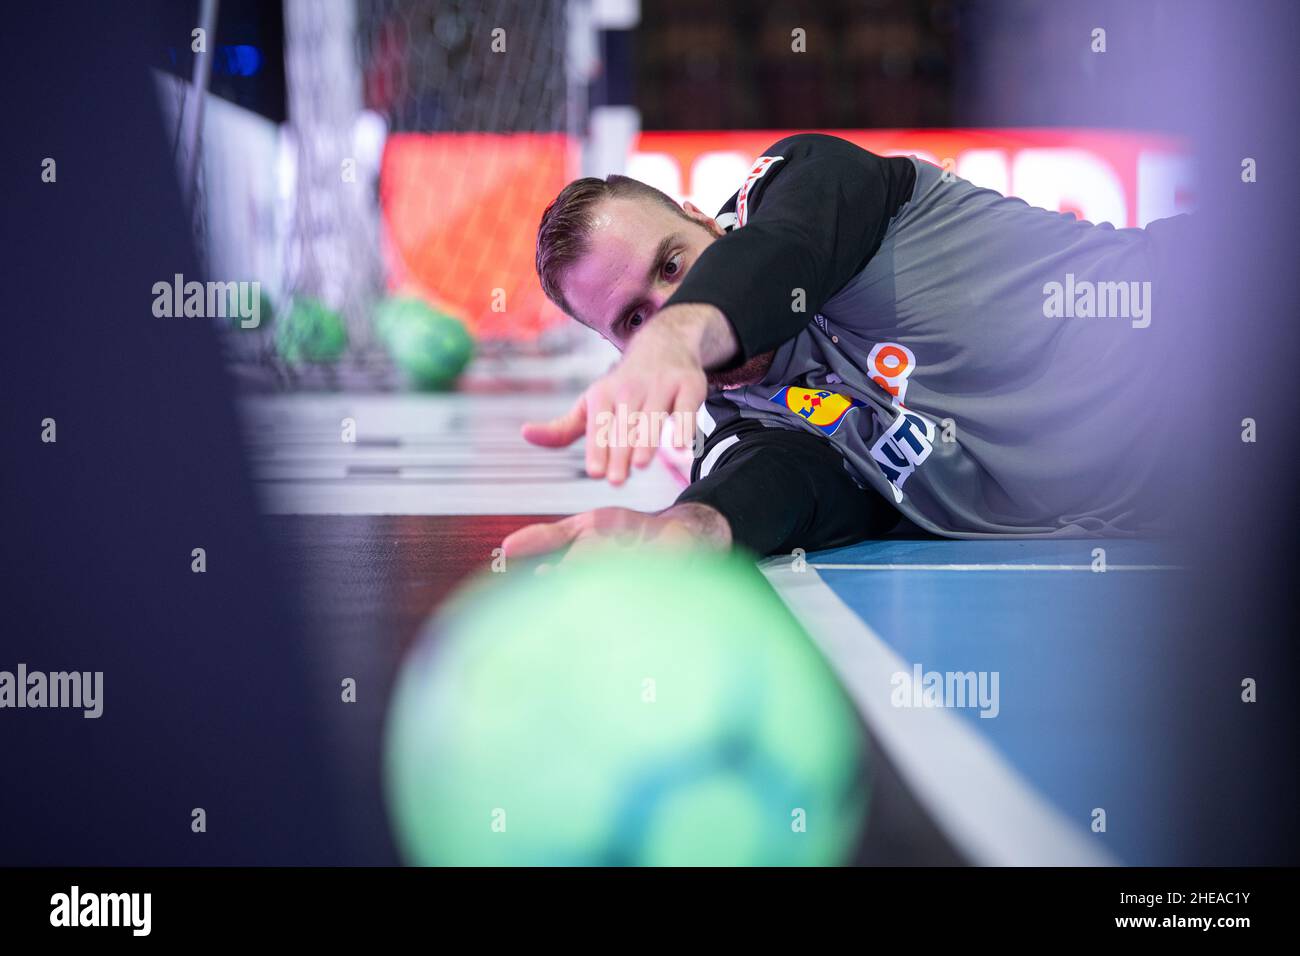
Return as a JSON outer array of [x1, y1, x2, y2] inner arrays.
[[243, 392, 1190, 866]]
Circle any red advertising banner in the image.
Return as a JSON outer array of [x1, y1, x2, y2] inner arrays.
[[380, 129, 1193, 340], [632, 129, 1193, 232]]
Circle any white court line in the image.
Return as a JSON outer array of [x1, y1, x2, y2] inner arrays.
[[762, 557, 1117, 867], [810, 563, 1181, 572]]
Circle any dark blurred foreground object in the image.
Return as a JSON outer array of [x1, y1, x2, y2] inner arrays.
[[0, 1, 345, 864]]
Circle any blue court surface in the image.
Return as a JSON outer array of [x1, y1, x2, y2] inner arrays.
[[763, 537, 1188, 866]]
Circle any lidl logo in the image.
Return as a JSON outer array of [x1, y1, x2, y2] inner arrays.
[[770, 386, 861, 435]]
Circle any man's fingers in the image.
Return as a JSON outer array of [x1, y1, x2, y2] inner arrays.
[[501, 515, 582, 559], [671, 384, 704, 451], [633, 384, 676, 470], [585, 382, 616, 480], [521, 394, 587, 448], [604, 386, 645, 485], [603, 378, 702, 483]]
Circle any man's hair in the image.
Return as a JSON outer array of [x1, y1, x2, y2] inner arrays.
[[535, 174, 691, 318]]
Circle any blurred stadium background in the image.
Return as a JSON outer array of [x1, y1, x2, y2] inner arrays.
[[151, 0, 1194, 395]]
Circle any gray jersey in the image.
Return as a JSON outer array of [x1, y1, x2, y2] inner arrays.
[[696, 157, 1187, 537]]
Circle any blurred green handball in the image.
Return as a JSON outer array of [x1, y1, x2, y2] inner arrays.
[[383, 547, 871, 866], [274, 298, 348, 364], [374, 296, 474, 391]]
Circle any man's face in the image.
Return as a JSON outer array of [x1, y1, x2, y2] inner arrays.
[[559, 196, 722, 351]]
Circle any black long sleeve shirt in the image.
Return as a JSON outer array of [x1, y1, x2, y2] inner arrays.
[[666, 134, 915, 555]]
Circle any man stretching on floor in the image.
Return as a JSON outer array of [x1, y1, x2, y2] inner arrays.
[[503, 133, 1194, 562]]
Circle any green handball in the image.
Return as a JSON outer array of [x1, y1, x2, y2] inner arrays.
[[374, 296, 473, 391], [274, 298, 348, 363], [384, 547, 871, 866]]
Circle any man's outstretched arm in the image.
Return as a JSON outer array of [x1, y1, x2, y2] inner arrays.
[[522, 135, 918, 488]]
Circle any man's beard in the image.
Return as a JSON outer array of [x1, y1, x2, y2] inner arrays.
[[706, 349, 777, 390]]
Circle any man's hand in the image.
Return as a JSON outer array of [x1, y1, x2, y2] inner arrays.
[[501, 503, 732, 570], [521, 303, 736, 485]]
